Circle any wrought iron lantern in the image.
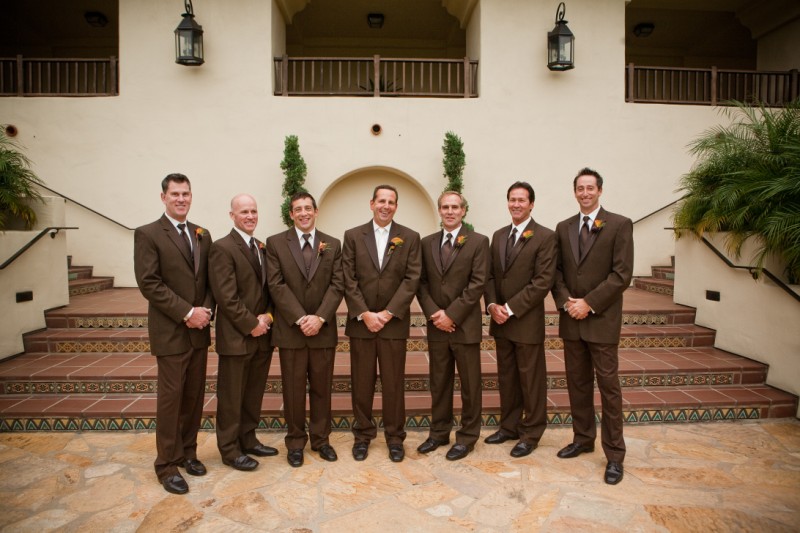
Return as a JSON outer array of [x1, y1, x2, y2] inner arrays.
[[547, 2, 574, 71], [175, 0, 204, 66]]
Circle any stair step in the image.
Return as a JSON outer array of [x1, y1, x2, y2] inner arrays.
[[68, 277, 114, 297], [634, 277, 674, 296], [0, 347, 768, 395], [1, 383, 795, 431], [651, 266, 675, 280], [68, 266, 93, 281]]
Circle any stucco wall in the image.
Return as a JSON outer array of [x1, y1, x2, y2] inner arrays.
[[673, 234, 800, 416], [0, 0, 746, 285], [757, 18, 800, 71]]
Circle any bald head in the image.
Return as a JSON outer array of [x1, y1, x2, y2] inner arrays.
[[229, 194, 259, 236]]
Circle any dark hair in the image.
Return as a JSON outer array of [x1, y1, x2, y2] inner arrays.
[[372, 184, 398, 202], [573, 167, 603, 190], [161, 173, 191, 192], [506, 181, 535, 202], [290, 191, 317, 210]]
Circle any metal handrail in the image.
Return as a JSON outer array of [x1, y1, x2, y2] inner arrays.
[[632, 199, 679, 225], [0, 226, 78, 270], [38, 184, 135, 231]]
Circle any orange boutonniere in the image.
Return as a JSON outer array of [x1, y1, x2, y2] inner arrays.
[[195, 227, 205, 240], [387, 236, 404, 255], [455, 235, 467, 248], [258, 241, 266, 251], [317, 241, 329, 257], [521, 229, 534, 241], [591, 219, 605, 234]]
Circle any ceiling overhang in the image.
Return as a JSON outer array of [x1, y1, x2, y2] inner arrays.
[[442, 0, 478, 29]]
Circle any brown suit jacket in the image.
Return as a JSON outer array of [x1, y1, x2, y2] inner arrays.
[[134, 214, 214, 356], [485, 219, 557, 344], [266, 229, 344, 349], [417, 228, 489, 344], [208, 230, 272, 355], [342, 221, 421, 339], [552, 208, 634, 344]]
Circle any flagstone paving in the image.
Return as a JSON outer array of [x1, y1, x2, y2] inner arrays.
[[1, 421, 798, 532]]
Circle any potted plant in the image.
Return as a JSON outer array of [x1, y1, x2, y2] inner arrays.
[[0, 127, 44, 231]]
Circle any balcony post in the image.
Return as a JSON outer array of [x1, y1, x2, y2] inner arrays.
[[282, 55, 289, 96], [463, 57, 470, 98], [626, 63, 635, 102], [373, 55, 380, 97], [791, 69, 798, 102], [16, 55, 23, 96], [110, 56, 117, 95], [710, 66, 717, 106]]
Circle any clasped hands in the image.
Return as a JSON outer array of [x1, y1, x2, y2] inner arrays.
[[488, 303, 509, 325], [362, 310, 393, 333], [296, 315, 324, 337], [430, 310, 456, 333], [250, 313, 273, 337], [185, 307, 212, 329], [564, 297, 591, 320]]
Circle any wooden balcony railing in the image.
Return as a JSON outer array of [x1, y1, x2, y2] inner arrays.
[[274, 55, 478, 98], [0, 55, 118, 96], [626, 63, 798, 107]]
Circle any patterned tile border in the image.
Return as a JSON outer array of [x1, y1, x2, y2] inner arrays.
[[0, 372, 741, 395], [0, 407, 765, 432]]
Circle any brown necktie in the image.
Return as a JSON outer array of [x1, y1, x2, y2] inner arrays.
[[249, 237, 260, 263], [302, 233, 313, 272], [441, 232, 453, 266], [177, 223, 193, 264], [505, 227, 517, 264], [579, 215, 591, 259]]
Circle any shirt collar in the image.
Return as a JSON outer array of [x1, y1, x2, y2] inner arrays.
[[233, 226, 254, 245], [510, 217, 532, 236], [295, 226, 317, 243], [580, 206, 602, 226], [164, 213, 188, 230], [442, 225, 461, 244], [373, 221, 392, 234]]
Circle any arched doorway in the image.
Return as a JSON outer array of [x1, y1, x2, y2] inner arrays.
[[317, 167, 438, 241]]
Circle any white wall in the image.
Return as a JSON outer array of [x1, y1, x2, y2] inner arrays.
[[0, 0, 750, 283], [0, 197, 69, 359], [757, 18, 800, 71], [632, 204, 676, 277], [674, 234, 800, 416]]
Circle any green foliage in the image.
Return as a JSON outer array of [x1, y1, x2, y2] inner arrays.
[[0, 128, 44, 230], [673, 100, 800, 283], [279, 135, 308, 227], [441, 131, 473, 230], [442, 131, 465, 193]]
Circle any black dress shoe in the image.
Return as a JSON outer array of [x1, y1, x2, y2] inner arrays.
[[287, 449, 304, 468], [556, 442, 595, 459], [352, 443, 369, 461], [313, 444, 338, 462], [388, 444, 405, 463], [244, 443, 279, 457], [223, 455, 259, 471], [445, 444, 472, 461], [604, 461, 624, 485], [180, 458, 207, 476], [510, 442, 536, 458], [417, 437, 449, 454], [161, 473, 189, 495], [484, 431, 517, 444]]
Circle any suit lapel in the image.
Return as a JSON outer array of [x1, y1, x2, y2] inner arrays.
[[569, 216, 581, 264], [233, 229, 262, 282], [431, 232, 444, 274], [443, 229, 465, 273], [581, 207, 605, 261], [308, 233, 323, 281], [498, 224, 511, 272], [188, 222, 202, 275], [506, 219, 534, 270], [362, 223, 381, 272], [382, 223, 401, 272], [286, 230, 308, 279], [161, 216, 194, 271]]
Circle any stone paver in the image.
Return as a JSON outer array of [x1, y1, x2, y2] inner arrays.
[[1, 422, 799, 532]]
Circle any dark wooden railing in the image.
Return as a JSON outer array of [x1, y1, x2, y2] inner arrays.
[[0, 55, 118, 96], [626, 64, 798, 107], [274, 55, 478, 97]]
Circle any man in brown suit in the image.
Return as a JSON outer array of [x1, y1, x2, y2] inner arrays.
[[552, 168, 633, 485], [134, 173, 214, 495], [266, 192, 344, 468], [342, 184, 421, 463], [417, 191, 489, 461], [209, 194, 277, 472], [484, 181, 556, 458]]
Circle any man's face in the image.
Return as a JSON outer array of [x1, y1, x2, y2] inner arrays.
[[230, 195, 258, 236], [438, 193, 466, 232], [370, 188, 398, 227], [161, 180, 192, 222], [289, 197, 318, 233], [507, 187, 533, 226], [574, 174, 602, 214]]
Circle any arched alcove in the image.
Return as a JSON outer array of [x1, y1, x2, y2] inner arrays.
[[316, 167, 438, 241]]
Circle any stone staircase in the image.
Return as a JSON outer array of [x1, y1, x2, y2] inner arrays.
[[0, 261, 796, 431]]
